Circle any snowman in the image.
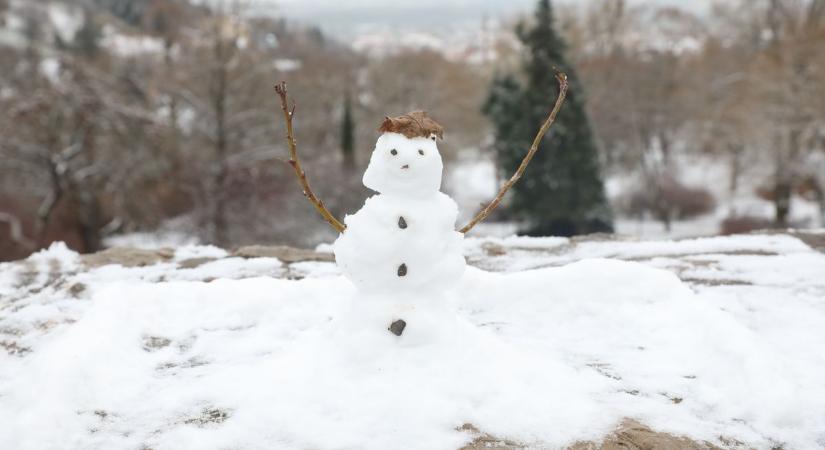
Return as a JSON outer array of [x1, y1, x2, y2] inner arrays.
[[332, 112, 466, 336], [273, 75, 567, 337]]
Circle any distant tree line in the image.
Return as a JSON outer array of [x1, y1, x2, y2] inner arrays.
[[566, 0, 825, 231], [0, 0, 491, 260], [1, 0, 824, 261]]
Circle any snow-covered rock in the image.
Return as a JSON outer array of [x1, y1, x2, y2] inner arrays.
[[1, 233, 824, 449]]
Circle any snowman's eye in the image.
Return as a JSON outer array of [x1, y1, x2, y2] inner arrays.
[[390, 149, 398, 156], [418, 149, 424, 156]]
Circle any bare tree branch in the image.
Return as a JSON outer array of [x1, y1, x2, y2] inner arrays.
[[0, 212, 35, 250], [274, 81, 346, 233], [36, 189, 60, 240], [459, 72, 569, 234]]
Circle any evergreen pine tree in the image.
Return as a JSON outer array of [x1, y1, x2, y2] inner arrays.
[[340, 92, 355, 169], [73, 10, 102, 58], [484, 0, 612, 236], [93, 0, 145, 26]]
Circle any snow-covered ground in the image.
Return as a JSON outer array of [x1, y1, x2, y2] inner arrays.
[[1, 233, 824, 449]]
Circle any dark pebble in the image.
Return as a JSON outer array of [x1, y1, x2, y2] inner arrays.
[[388, 319, 407, 336]]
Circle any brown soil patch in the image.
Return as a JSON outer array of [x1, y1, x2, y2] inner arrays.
[[459, 420, 722, 450]]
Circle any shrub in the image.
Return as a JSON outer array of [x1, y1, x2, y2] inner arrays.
[[619, 172, 716, 222], [719, 216, 775, 235]]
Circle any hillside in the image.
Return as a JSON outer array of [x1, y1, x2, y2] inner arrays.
[[1, 232, 824, 449]]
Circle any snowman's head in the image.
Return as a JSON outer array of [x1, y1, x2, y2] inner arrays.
[[363, 132, 443, 196]]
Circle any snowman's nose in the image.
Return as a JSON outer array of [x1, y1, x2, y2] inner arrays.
[[401, 164, 410, 170]]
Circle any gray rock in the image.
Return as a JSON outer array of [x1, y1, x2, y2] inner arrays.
[[232, 245, 334, 263], [82, 247, 174, 268]]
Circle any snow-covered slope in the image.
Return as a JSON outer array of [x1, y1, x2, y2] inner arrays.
[[1, 233, 824, 449]]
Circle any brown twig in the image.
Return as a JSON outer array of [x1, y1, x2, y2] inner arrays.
[[274, 81, 346, 233], [459, 72, 569, 234]]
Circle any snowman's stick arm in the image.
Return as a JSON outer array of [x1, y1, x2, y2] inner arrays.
[[459, 72, 568, 234], [274, 82, 347, 233]]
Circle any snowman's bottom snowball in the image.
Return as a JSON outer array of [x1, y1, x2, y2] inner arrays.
[[332, 290, 465, 345]]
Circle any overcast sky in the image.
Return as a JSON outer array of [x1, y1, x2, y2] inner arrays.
[[250, 0, 714, 38]]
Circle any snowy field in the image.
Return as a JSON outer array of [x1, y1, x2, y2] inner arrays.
[[1, 233, 824, 449]]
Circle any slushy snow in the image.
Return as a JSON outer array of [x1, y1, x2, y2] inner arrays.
[[1, 235, 825, 449]]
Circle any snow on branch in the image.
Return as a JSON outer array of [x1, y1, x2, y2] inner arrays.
[[0, 212, 35, 250], [274, 81, 347, 234], [459, 72, 569, 234]]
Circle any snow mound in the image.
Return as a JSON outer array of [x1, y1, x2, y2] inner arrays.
[[1, 235, 825, 449]]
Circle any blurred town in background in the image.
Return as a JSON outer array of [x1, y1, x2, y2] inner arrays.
[[1, 0, 824, 261]]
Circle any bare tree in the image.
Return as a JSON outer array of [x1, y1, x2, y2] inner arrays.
[[744, 0, 825, 225]]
